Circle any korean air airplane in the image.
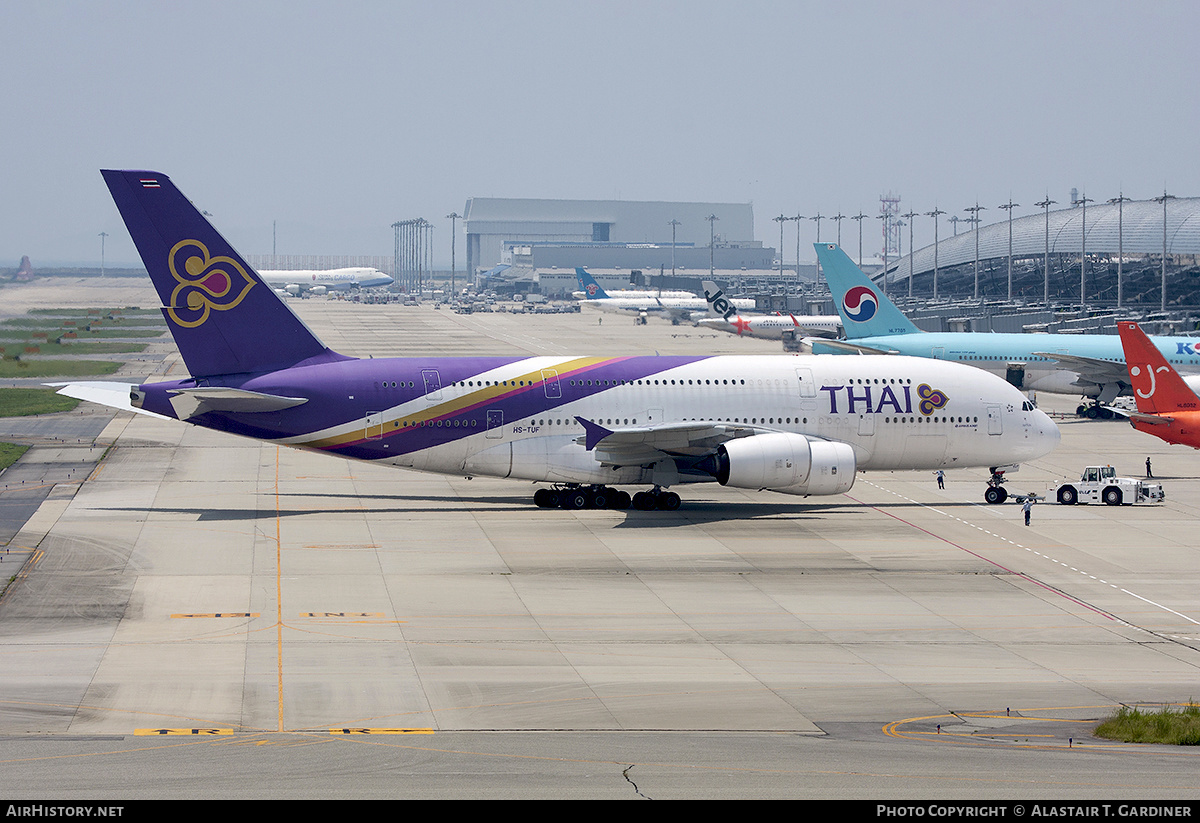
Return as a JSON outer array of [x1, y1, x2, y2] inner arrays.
[[815, 243, 1200, 415], [695, 280, 841, 340], [56, 171, 1059, 512]]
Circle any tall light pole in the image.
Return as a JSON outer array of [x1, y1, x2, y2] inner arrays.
[[876, 213, 890, 295], [851, 212, 867, 267], [706, 214, 719, 281], [446, 212, 461, 297], [832, 213, 845, 247], [998, 199, 1019, 301], [949, 214, 962, 236], [901, 210, 917, 297], [1109, 194, 1130, 308], [1077, 194, 1092, 307], [791, 214, 802, 283], [964, 203, 985, 299], [925, 207, 945, 299], [669, 219, 681, 279], [1034, 197, 1055, 303], [809, 212, 824, 286], [1155, 190, 1175, 311], [774, 214, 788, 280], [98, 232, 108, 279]]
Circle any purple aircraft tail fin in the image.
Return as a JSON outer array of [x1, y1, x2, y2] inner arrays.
[[101, 170, 350, 377]]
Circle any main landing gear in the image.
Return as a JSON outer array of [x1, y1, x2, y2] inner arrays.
[[1075, 401, 1116, 419], [983, 468, 1009, 505], [533, 485, 681, 511]]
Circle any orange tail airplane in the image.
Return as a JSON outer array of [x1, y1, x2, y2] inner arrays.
[[1118, 321, 1200, 448]]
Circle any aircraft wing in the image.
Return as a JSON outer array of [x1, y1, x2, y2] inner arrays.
[[811, 338, 900, 355], [793, 324, 840, 339], [575, 417, 760, 465], [1031, 351, 1128, 386]]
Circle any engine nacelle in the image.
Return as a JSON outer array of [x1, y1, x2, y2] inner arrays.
[[709, 432, 856, 496], [310, 285, 328, 295]]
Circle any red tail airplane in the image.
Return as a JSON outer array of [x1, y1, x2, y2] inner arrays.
[[1117, 321, 1200, 449]]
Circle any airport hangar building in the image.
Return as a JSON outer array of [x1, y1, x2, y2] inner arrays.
[[461, 198, 783, 296], [882, 196, 1200, 307]]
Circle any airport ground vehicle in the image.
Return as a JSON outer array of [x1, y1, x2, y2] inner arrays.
[[1054, 465, 1164, 506]]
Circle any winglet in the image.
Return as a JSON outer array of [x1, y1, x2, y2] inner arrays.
[[814, 243, 921, 338], [1118, 321, 1200, 414], [100, 170, 350, 378], [574, 416, 613, 450]]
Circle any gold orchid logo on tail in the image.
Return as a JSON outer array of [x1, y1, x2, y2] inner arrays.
[[166, 239, 256, 328]]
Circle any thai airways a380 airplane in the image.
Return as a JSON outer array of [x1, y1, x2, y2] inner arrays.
[[57, 170, 1059, 511]]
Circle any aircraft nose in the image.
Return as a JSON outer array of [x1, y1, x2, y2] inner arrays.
[[1035, 408, 1060, 450]]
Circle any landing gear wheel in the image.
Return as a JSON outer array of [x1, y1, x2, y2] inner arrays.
[[657, 491, 682, 511], [984, 486, 1007, 505], [611, 490, 631, 510], [632, 491, 656, 511], [563, 490, 590, 509]]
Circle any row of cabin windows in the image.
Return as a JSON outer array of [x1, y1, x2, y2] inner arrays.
[[389, 414, 981, 430], [378, 376, 924, 391]]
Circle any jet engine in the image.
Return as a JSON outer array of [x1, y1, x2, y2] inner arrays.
[[705, 432, 856, 496]]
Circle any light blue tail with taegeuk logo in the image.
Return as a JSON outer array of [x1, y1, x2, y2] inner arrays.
[[101, 170, 348, 378], [815, 243, 921, 339]]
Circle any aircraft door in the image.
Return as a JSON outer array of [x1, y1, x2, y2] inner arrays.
[[486, 409, 504, 439], [857, 413, 875, 436], [987, 404, 1002, 435], [540, 369, 562, 399], [421, 369, 442, 401], [365, 412, 384, 440], [931, 347, 945, 360], [1005, 361, 1026, 388], [795, 368, 817, 398]]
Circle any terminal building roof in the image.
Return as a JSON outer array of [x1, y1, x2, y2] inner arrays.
[[884, 197, 1200, 285]]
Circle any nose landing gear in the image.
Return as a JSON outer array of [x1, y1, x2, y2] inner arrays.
[[984, 468, 1009, 505]]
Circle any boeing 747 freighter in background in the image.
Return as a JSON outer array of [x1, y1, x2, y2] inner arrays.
[[259, 267, 393, 296], [56, 172, 1059, 512]]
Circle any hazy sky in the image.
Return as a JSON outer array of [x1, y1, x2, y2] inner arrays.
[[4, 0, 1199, 268]]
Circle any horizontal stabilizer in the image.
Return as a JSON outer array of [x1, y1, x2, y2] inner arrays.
[[166, 387, 309, 420], [1128, 411, 1174, 426], [50, 381, 172, 420]]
